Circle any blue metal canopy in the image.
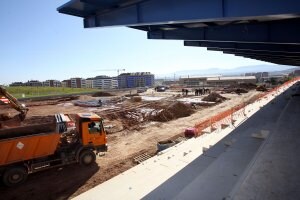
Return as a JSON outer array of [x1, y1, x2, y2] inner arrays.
[[58, 0, 300, 66]]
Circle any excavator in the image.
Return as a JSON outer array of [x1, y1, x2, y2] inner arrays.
[[0, 86, 28, 122]]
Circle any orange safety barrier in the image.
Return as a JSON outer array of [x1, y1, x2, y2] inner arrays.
[[194, 119, 211, 131], [193, 77, 300, 136]]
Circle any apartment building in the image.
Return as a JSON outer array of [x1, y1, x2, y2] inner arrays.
[[86, 78, 94, 88], [43, 80, 61, 87], [94, 76, 118, 89], [61, 80, 71, 88], [9, 82, 24, 87], [118, 72, 154, 88], [24, 80, 43, 87], [70, 78, 86, 88]]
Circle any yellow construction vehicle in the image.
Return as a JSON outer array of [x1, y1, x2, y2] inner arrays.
[[0, 86, 28, 121]]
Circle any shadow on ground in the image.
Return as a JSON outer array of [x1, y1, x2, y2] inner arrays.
[[0, 163, 99, 200]]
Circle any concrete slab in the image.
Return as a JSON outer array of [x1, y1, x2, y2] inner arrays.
[[173, 147, 263, 200], [233, 96, 300, 200], [143, 156, 216, 200]]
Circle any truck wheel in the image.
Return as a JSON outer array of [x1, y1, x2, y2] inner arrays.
[[2, 167, 28, 187], [79, 150, 96, 166]]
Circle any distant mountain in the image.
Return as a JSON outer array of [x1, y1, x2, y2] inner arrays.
[[156, 65, 297, 79]]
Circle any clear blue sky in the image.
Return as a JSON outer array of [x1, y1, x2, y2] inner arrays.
[[0, 0, 269, 85]]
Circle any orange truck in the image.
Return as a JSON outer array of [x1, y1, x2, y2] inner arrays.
[[0, 113, 107, 186]]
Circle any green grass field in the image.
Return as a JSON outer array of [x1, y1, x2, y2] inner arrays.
[[5, 86, 98, 98]]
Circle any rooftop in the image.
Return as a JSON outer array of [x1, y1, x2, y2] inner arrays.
[[207, 76, 256, 81], [180, 75, 221, 79], [119, 72, 153, 76]]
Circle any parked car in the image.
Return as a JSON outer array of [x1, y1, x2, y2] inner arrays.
[[155, 86, 166, 92]]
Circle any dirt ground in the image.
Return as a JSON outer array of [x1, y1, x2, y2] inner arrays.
[[0, 88, 261, 200]]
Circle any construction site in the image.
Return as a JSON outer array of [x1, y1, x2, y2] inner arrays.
[[1, 1, 300, 200], [0, 83, 264, 199]]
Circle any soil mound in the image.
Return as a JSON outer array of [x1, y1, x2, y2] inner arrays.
[[202, 92, 227, 103], [132, 96, 142, 102], [124, 93, 139, 97], [150, 102, 194, 122], [22, 115, 55, 126], [92, 92, 114, 97], [0, 115, 55, 129], [235, 88, 248, 94]]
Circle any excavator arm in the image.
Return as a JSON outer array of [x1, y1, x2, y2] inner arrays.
[[0, 86, 28, 121]]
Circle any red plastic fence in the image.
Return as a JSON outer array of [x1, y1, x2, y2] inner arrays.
[[193, 77, 300, 136]]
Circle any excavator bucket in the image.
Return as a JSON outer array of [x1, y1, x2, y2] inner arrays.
[[0, 86, 28, 122]]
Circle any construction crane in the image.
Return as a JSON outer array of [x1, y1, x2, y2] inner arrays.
[[0, 86, 28, 121], [94, 69, 125, 76]]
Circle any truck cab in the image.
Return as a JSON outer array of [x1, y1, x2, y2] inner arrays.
[[76, 113, 107, 153]]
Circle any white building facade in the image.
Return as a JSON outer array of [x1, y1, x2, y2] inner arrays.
[[70, 78, 86, 88], [93, 76, 118, 89]]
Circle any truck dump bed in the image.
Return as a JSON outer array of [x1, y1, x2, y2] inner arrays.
[[0, 122, 60, 166], [0, 123, 56, 140]]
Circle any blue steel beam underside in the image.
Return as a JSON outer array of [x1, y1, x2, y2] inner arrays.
[[58, 0, 300, 66], [58, 0, 300, 27], [225, 55, 300, 65], [184, 41, 300, 53], [184, 41, 300, 66], [226, 53, 300, 62], [207, 48, 300, 57], [197, 46, 300, 66], [146, 19, 300, 43], [204, 47, 300, 58]]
